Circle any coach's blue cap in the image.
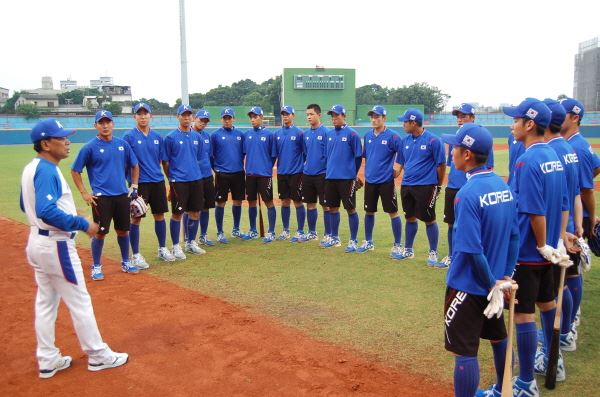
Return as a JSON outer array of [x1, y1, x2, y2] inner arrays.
[[502, 98, 552, 128], [95, 110, 113, 123], [221, 107, 235, 117], [280, 105, 295, 115], [248, 106, 263, 116], [452, 103, 475, 116], [195, 109, 210, 120], [543, 98, 567, 127], [398, 108, 423, 124], [560, 97, 585, 120], [31, 118, 75, 143], [327, 104, 346, 116], [442, 123, 493, 155], [133, 102, 152, 114], [368, 105, 386, 116], [177, 104, 193, 115]]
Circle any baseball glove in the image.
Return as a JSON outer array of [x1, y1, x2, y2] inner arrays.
[[130, 196, 148, 218], [588, 222, 600, 257], [355, 178, 364, 190]]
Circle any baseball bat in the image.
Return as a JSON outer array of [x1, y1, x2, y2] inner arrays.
[[257, 194, 265, 238], [501, 284, 518, 397], [545, 265, 566, 390]]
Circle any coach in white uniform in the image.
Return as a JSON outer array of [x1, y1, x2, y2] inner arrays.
[[21, 119, 128, 378]]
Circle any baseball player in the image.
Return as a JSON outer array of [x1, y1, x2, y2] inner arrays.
[[243, 106, 278, 242], [507, 131, 525, 186], [71, 110, 140, 280], [210, 107, 246, 244], [273, 105, 306, 242], [394, 108, 446, 266], [22, 119, 128, 378], [441, 124, 518, 397], [356, 105, 403, 258], [442, 103, 494, 269], [503, 98, 570, 396], [123, 102, 176, 265], [301, 103, 331, 243], [321, 104, 363, 251], [163, 104, 206, 259]]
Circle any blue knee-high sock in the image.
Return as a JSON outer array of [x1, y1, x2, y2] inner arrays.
[[117, 234, 130, 262], [307, 208, 318, 233], [447, 226, 453, 255], [296, 205, 306, 232], [170, 219, 181, 245], [200, 211, 209, 235], [516, 322, 537, 382], [215, 206, 224, 233], [541, 308, 556, 353], [129, 223, 140, 254], [267, 207, 276, 233], [324, 210, 331, 236], [391, 216, 402, 245], [155, 219, 166, 247], [566, 276, 582, 325], [331, 212, 341, 238], [405, 221, 418, 249], [426, 222, 439, 251], [91, 237, 104, 265], [348, 212, 359, 241], [187, 218, 199, 243], [232, 205, 241, 230], [182, 213, 189, 241], [454, 356, 479, 397], [561, 287, 573, 334], [365, 214, 375, 241], [249, 206, 257, 231], [491, 339, 507, 390], [281, 206, 291, 231]]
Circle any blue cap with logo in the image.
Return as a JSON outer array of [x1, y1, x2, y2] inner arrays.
[[327, 104, 346, 116], [560, 97, 585, 120], [248, 106, 263, 116], [95, 110, 113, 123], [452, 103, 475, 116], [31, 118, 75, 143], [368, 105, 386, 116], [195, 109, 210, 120], [177, 104, 193, 115], [133, 102, 152, 114], [442, 123, 493, 155], [543, 98, 567, 127], [281, 105, 295, 115], [221, 107, 235, 117], [502, 97, 552, 128], [398, 108, 424, 124]]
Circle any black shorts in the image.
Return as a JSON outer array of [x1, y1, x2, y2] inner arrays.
[[278, 173, 303, 202], [302, 174, 326, 206], [443, 187, 459, 224], [444, 287, 507, 357], [324, 179, 357, 210], [552, 253, 581, 295], [364, 180, 398, 213], [92, 195, 130, 234], [246, 175, 273, 202], [201, 175, 216, 210], [583, 217, 592, 239], [513, 264, 555, 313], [170, 180, 204, 214], [138, 181, 169, 215], [215, 171, 245, 202], [400, 185, 440, 222]]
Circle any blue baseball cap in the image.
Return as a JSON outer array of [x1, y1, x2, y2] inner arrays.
[[31, 118, 75, 143], [543, 98, 567, 127], [133, 102, 152, 114], [248, 106, 264, 116], [398, 108, 423, 124], [327, 104, 346, 116], [560, 97, 585, 120], [177, 104, 193, 115], [221, 107, 235, 117], [452, 103, 475, 116], [502, 98, 552, 128], [442, 123, 493, 155], [368, 105, 387, 116], [95, 110, 113, 123], [195, 109, 210, 120], [281, 105, 295, 115]]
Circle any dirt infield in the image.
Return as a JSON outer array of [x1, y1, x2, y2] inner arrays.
[[0, 218, 451, 397]]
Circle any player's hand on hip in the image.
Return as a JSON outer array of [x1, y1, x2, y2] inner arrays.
[[82, 191, 97, 206], [86, 222, 100, 237]]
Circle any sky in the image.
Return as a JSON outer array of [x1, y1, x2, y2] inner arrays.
[[2, 0, 599, 110]]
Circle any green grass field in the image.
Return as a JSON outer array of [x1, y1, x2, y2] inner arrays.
[[3, 139, 599, 395]]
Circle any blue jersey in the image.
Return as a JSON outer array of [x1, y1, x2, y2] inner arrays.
[[211, 127, 245, 173], [567, 132, 599, 217], [363, 128, 401, 184], [303, 124, 328, 175], [548, 136, 580, 233], [447, 167, 518, 296], [164, 129, 204, 182], [511, 143, 568, 265], [273, 125, 304, 175], [122, 128, 167, 183], [507, 134, 525, 186], [244, 126, 275, 177], [446, 131, 495, 189], [72, 136, 138, 196], [325, 125, 363, 180], [396, 129, 445, 186], [196, 129, 213, 179]]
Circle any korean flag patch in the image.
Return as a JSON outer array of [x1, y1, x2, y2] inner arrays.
[[420, 145, 426, 150], [381, 140, 387, 145], [236, 136, 241, 141], [193, 140, 198, 145], [342, 137, 347, 142], [317, 135, 323, 140], [204, 139, 209, 144], [154, 139, 159, 144], [261, 136, 266, 141], [118, 146, 124, 151], [291, 136, 296, 141]]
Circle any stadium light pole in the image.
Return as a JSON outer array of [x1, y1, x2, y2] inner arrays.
[[179, 0, 189, 105]]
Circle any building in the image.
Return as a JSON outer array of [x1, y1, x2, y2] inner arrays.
[[0, 87, 9, 105], [101, 85, 132, 103], [574, 37, 600, 112], [15, 90, 59, 109], [60, 78, 78, 90], [90, 76, 114, 89]]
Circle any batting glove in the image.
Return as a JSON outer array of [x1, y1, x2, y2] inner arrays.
[[557, 239, 573, 268], [577, 237, 592, 272], [483, 281, 512, 319], [536, 244, 562, 264], [130, 185, 139, 200]]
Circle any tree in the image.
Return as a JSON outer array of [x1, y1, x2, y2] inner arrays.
[[557, 94, 568, 100], [103, 102, 122, 115], [356, 84, 389, 105], [0, 91, 21, 114], [16, 103, 40, 118], [137, 97, 173, 114], [388, 82, 450, 113], [57, 88, 101, 105]]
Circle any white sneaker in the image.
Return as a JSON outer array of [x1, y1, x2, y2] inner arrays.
[[185, 240, 206, 255], [39, 355, 72, 379], [132, 253, 150, 269], [172, 244, 187, 260], [427, 250, 439, 267], [560, 331, 577, 352], [88, 351, 129, 372], [157, 247, 176, 262], [278, 230, 291, 240], [344, 239, 359, 253]]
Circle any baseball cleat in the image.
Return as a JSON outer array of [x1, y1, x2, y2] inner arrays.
[[570, 323, 578, 341], [172, 244, 187, 260], [157, 247, 176, 262], [390, 244, 404, 259], [319, 235, 332, 247], [88, 352, 129, 372], [439, 255, 452, 268], [290, 231, 306, 243], [91, 264, 105, 281], [427, 250, 440, 267], [574, 308, 581, 326], [216, 232, 229, 244], [356, 240, 375, 253], [39, 355, 72, 379], [262, 232, 276, 243], [474, 384, 501, 397], [121, 261, 140, 274], [534, 350, 566, 382], [198, 235, 215, 246], [231, 228, 243, 239], [322, 237, 341, 248], [344, 239, 359, 253], [392, 248, 414, 260], [300, 231, 318, 242], [512, 376, 540, 397], [185, 240, 206, 255], [277, 230, 291, 241], [560, 331, 577, 352], [241, 230, 259, 240], [131, 253, 149, 269]]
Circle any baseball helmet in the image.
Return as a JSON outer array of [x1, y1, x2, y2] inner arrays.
[[587, 222, 600, 257], [130, 197, 148, 218]]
